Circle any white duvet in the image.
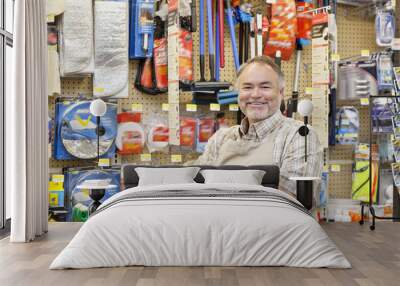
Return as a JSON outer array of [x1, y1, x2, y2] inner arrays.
[[50, 183, 351, 269]]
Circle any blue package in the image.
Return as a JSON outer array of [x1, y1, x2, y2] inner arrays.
[[377, 53, 393, 91], [54, 99, 117, 160], [217, 96, 238, 105], [318, 171, 328, 208], [375, 10, 395, 47], [372, 99, 395, 133], [335, 107, 359, 145], [129, 0, 155, 59], [64, 167, 121, 222]]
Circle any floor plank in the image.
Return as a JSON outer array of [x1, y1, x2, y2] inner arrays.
[[0, 222, 399, 286]]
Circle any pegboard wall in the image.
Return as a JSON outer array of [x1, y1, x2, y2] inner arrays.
[[328, 5, 380, 199], [49, 2, 380, 199]]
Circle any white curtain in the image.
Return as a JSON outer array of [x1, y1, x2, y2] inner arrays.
[[7, 0, 49, 242]]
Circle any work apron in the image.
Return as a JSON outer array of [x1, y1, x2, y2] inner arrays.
[[215, 129, 277, 166]]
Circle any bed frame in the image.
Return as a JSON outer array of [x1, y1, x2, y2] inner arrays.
[[121, 165, 280, 190]]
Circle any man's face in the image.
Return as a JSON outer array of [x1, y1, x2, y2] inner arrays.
[[237, 63, 283, 125]]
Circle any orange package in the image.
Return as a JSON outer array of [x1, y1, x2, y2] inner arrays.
[[296, 1, 313, 43], [116, 112, 145, 155], [264, 0, 297, 61], [179, 29, 193, 87], [180, 117, 196, 147]]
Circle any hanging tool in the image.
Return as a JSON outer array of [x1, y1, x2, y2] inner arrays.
[[207, 0, 215, 81], [193, 0, 230, 92], [287, 41, 303, 117], [215, 0, 220, 81], [199, 0, 206, 82], [191, 0, 196, 32], [256, 13, 263, 56], [239, 18, 244, 65], [218, 0, 225, 67], [225, 0, 240, 70], [250, 16, 256, 59], [244, 20, 249, 62], [286, 0, 313, 117], [274, 50, 286, 114]]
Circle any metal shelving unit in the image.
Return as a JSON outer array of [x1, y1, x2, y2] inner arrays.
[[359, 94, 400, 230]]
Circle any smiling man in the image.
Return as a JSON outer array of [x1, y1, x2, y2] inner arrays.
[[191, 56, 323, 195]]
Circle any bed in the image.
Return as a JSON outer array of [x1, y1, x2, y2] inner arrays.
[[50, 165, 351, 269]]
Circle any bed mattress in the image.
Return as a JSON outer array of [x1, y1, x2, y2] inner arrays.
[[50, 183, 351, 269]]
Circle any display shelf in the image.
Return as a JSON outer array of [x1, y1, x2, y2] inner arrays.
[[359, 92, 400, 230], [50, 3, 379, 199]]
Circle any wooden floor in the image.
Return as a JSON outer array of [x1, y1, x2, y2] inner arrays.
[[0, 222, 399, 286]]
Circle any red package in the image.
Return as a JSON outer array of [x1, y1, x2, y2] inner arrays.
[[198, 118, 215, 143], [179, 29, 193, 85], [296, 2, 313, 41], [120, 129, 144, 155], [154, 38, 168, 90], [264, 0, 297, 61], [117, 112, 141, 123], [180, 117, 196, 147], [152, 125, 169, 142], [116, 112, 144, 155], [140, 58, 153, 89]]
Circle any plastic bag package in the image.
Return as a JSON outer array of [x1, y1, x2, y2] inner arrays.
[[94, 0, 129, 98], [335, 106, 359, 145], [375, 9, 395, 47], [59, 0, 94, 76], [144, 113, 170, 153], [196, 116, 215, 153], [116, 112, 145, 155]]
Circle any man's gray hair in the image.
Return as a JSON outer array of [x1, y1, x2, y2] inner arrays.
[[235, 56, 285, 90]]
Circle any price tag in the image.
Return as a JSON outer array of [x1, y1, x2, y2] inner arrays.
[[229, 104, 239, 111], [162, 103, 169, 111], [360, 98, 369, 105], [305, 87, 314, 95], [210, 103, 220, 111], [266, 0, 277, 3], [48, 181, 64, 192], [140, 153, 152, 162], [98, 158, 110, 167], [52, 174, 64, 182], [361, 50, 370, 57], [94, 87, 105, 93], [331, 164, 341, 172], [131, 103, 143, 112], [186, 104, 197, 112], [48, 45, 57, 52], [331, 53, 340, 61], [171, 154, 182, 163], [47, 14, 55, 22]]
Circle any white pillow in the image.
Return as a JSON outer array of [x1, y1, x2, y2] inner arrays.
[[135, 167, 201, 186], [200, 169, 266, 185]]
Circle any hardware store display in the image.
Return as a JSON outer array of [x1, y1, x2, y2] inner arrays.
[[46, 1, 400, 229]]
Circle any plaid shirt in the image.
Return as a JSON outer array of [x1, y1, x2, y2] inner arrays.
[[192, 110, 323, 195]]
